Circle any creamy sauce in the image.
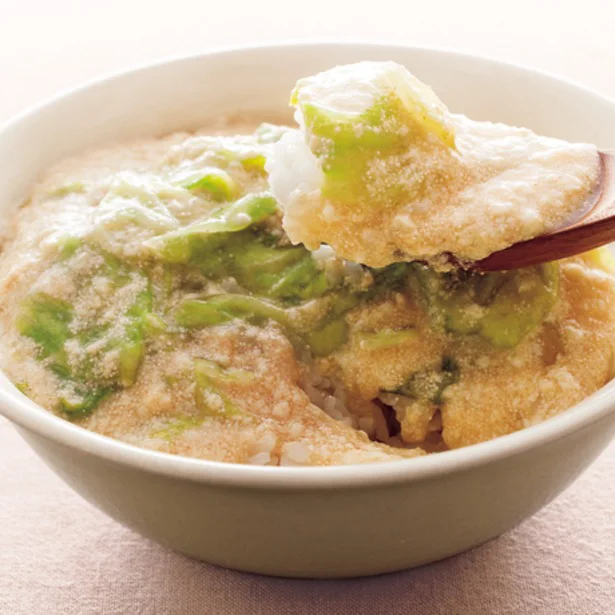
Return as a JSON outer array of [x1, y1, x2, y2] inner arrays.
[[0, 109, 614, 466], [0, 116, 417, 466]]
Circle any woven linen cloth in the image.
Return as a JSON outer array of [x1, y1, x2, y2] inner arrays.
[[0, 418, 613, 614]]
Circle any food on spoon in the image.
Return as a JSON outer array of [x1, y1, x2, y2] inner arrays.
[[0, 90, 613, 466], [268, 61, 600, 267]]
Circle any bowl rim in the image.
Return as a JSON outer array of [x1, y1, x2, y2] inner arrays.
[[1, 40, 615, 490]]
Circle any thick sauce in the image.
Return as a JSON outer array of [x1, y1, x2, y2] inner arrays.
[[0, 103, 613, 466]]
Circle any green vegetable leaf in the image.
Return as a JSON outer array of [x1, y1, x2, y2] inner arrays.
[[176, 294, 292, 329], [150, 358, 253, 441], [355, 328, 417, 351], [394, 356, 459, 404], [146, 193, 278, 264], [17, 294, 73, 357], [303, 317, 349, 357], [409, 263, 559, 348], [59, 386, 113, 419], [183, 167, 239, 202]]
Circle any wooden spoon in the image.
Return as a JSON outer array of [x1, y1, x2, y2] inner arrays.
[[474, 151, 615, 271]]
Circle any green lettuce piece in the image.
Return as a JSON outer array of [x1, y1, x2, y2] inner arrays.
[[17, 265, 157, 417], [57, 236, 83, 259], [58, 387, 113, 419], [193, 358, 255, 385], [231, 241, 333, 303], [183, 167, 239, 202], [369, 262, 412, 294], [17, 294, 115, 418], [267, 256, 331, 302], [291, 62, 456, 206], [176, 294, 292, 329], [303, 317, 349, 357], [146, 193, 278, 264], [409, 263, 559, 348], [15, 382, 30, 395], [180, 135, 271, 172], [241, 155, 267, 174], [142, 313, 168, 335], [254, 123, 290, 145], [292, 62, 455, 151], [150, 415, 203, 441], [231, 240, 306, 278], [355, 328, 417, 351], [17, 295, 73, 358], [175, 290, 359, 357], [193, 359, 247, 418], [147, 187, 341, 304], [175, 299, 235, 328], [394, 356, 459, 404], [478, 265, 559, 348], [150, 359, 252, 441], [113, 285, 153, 387], [118, 341, 144, 388]]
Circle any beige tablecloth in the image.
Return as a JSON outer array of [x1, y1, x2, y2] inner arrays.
[[1, 1, 615, 612]]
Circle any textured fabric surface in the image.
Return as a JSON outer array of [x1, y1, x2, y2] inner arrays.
[[1, 419, 614, 614]]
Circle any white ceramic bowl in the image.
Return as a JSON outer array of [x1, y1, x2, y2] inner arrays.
[[1, 43, 615, 578]]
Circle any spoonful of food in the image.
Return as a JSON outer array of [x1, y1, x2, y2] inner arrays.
[[267, 60, 612, 273], [472, 151, 615, 271]]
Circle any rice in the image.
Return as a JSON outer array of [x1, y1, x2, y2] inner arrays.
[[300, 363, 357, 426], [279, 441, 310, 466], [247, 433, 278, 465], [300, 362, 387, 441], [265, 129, 322, 211]]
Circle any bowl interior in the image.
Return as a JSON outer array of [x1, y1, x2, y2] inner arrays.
[[1, 43, 615, 485]]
